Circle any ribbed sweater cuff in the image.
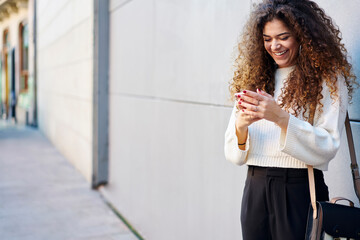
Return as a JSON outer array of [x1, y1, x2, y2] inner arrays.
[[225, 125, 249, 165], [279, 114, 305, 154], [279, 113, 321, 166]]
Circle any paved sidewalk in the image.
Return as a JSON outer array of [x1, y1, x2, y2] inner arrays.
[[0, 122, 138, 240]]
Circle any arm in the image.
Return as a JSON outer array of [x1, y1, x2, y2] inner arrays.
[[224, 103, 250, 165], [279, 79, 348, 166]]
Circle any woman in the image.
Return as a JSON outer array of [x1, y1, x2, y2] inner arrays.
[[224, 0, 356, 239]]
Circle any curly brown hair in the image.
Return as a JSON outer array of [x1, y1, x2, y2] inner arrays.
[[230, 0, 356, 120]]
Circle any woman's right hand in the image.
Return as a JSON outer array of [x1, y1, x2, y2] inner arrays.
[[235, 93, 261, 131], [234, 93, 261, 149]]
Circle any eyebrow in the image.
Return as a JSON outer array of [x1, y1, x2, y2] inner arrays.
[[263, 32, 291, 37]]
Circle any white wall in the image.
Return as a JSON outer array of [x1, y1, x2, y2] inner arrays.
[[103, 0, 360, 239], [37, 0, 94, 181], [104, 0, 250, 239]]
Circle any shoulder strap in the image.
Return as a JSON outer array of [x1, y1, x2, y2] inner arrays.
[[307, 165, 317, 218], [307, 108, 317, 218], [345, 112, 360, 203]]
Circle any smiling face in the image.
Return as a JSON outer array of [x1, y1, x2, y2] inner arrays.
[[263, 18, 299, 68]]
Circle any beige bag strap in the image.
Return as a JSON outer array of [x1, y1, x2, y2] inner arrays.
[[307, 106, 318, 219], [307, 165, 317, 219]]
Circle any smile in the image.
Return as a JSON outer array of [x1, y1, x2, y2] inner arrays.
[[274, 50, 288, 56]]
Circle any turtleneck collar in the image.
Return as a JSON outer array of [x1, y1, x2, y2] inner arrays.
[[276, 65, 296, 74], [275, 65, 296, 82]]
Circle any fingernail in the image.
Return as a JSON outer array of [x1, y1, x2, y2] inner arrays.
[[243, 90, 247, 93], [242, 109, 245, 112], [239, 101, 242, 104]]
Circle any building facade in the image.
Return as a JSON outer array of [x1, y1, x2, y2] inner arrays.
[[34, 0, 360, 239], [0, 0, 36, 125]]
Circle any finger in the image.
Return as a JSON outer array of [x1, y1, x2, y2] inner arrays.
[[243, 108, 261, 119], [257, 89, 272, 98], [242, 90, 267, 102], [237, 109, 249, 121], [234, 92, 245, 99], [236, 105, 246, 111], [238, 105, 246, 110], [239, 110, 253, 121], [239, 100, 259, 112], [239, 94, 259, 106], [237, 99, 247, 108], [238, 110, 261, 124]]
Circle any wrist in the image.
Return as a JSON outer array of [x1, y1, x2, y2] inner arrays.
[[276, 111, 290, 129], [236, 123, 248, 133]]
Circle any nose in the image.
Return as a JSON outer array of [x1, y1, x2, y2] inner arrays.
[[271, 40, 281, 51]]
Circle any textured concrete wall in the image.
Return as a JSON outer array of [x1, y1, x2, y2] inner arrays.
[[103, 0, 360, 239], [37, 0, 94, 181]]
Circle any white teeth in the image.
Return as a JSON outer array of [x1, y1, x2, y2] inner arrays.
[[274, 50, 287, 56]]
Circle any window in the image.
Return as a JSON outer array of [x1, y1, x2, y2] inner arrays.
[[19, 22, 28, 92], [3, 29, 9, 111]]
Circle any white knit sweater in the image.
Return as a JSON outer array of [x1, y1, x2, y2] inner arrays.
[[224, 66, 348, 170]]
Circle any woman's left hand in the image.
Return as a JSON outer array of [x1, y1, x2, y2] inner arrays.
[[236, 89, 290, 129]]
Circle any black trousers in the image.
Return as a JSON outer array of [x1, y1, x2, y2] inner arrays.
[[241, 166, 329, 240]]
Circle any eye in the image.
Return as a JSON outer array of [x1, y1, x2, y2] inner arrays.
[[264, 38, 271, 42], [280, 36, 289, 40]]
